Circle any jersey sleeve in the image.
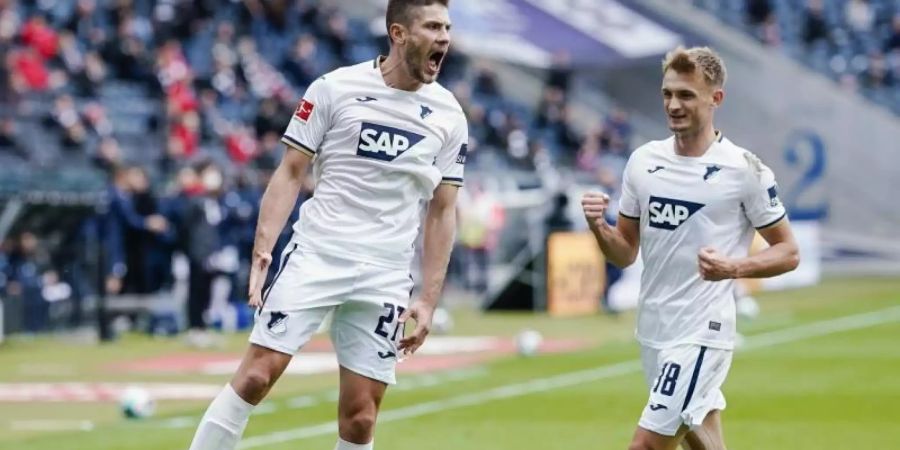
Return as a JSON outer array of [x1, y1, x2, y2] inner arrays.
[[281, 77, 333, 157], [435, 113, 468, 187], [741, 152, 787, 229], [618, 153, 641, 220]]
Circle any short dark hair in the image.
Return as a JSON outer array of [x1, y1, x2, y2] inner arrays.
[[385, 0, 449, 43]]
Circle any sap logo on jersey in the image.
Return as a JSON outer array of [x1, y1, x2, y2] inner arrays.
[[357, 122, 425, 162], [648, 196, 705, 230], [456, 143, 468, 164]]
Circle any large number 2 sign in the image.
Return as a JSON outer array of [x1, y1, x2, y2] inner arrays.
[[374, 303, 406, 341], [783, 130, 828, 220]]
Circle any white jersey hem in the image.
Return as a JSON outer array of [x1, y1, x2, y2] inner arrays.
[[636, 336, 734, 351], [291, 238, 412, 270]]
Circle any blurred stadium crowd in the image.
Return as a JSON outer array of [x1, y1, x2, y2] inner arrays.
[[694, 0, 900, 113], [0, 0, 635, 337]]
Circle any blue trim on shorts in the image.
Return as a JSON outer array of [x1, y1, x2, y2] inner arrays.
[[681, 346, 708, 412], [261, 243, 299, 307]]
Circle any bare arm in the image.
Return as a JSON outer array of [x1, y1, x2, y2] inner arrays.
[[594, 216, 641, 268], [419, 184, 458, 307], [735, 219, 800, 278], [399, 183, 458, 355], [247, 148, 312, 307], [698, 218, 800, 281], [582, 192, 641, 268]]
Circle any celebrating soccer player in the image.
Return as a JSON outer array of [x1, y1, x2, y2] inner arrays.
[[582, 46, 800, 450], [188, 1, 466, 449]]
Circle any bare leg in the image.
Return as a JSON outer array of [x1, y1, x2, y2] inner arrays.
[[683, 410, 726, 450], [230, 343, 293, 404], [336, 366, 389, 446], [188, 344, 292, 450], [628, 425, 691, 450]]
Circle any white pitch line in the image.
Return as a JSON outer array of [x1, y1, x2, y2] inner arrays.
[[10, 420, 94, 432], [145, 369, 489, 431], [238, 304, 900, 449], [240, 361, 639, 449], [740, 305, 900, 350], [157, 417, 196, 429], [286, 395, 318, 409], [251, 403, 278, 416]]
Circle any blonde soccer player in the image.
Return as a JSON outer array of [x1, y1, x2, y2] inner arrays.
[[582, 47, 800, 450]]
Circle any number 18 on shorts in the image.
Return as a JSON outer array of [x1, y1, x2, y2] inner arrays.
[[638, 344, 733, 436]]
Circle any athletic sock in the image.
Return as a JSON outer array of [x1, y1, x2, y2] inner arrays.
[[188, 383, 255, 450], [334, 437, 374, 450]]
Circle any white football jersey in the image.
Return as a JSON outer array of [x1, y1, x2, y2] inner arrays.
[[280, 58, 468, 269], [619, 132, 786, 350]]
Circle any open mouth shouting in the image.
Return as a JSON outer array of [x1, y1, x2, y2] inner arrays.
[[426, 50, 446, 75]]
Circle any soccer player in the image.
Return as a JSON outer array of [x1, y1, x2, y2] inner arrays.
[[582, 46, 800, 450], [188, 1, 465, 449]]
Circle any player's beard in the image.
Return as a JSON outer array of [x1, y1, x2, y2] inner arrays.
[[403, 41, 434, 84]]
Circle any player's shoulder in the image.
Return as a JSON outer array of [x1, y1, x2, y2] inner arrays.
[[715, 136, 752, 165], [420, 81, 466, 119], [628, 136, 674, 163], [420, 81, 460, 107], [717, 136, 776, 183], [314, 60, 374, 87]]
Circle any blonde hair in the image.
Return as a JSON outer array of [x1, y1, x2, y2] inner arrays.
[[662, 46, 727, 87]]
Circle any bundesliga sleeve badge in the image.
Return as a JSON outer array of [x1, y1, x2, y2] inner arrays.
[[294, 99, 315, 122]]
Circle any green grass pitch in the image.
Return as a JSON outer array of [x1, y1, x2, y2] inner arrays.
[[1, 277, 898, 449]]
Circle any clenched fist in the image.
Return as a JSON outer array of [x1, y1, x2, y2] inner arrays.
[[698, 246, 739, 281], [582, 192, 610, 231]]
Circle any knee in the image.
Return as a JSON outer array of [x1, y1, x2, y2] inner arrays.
[[232, 368, 274, 404], [628, 437, 656, 450], [339, 402, 377, 443]]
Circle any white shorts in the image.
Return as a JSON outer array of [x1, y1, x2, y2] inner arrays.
[[638, 344, 732, 436], [249, 244, 414, 385]]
